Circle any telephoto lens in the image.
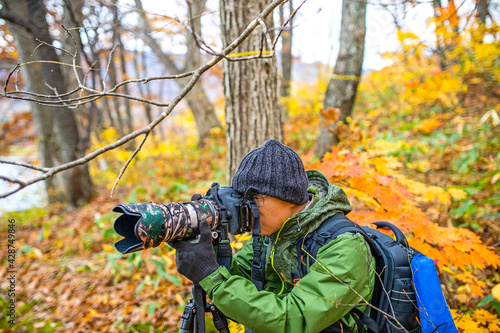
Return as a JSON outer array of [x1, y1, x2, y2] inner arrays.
[[112, 184, 255, 254], [113, 199, 219, 254]]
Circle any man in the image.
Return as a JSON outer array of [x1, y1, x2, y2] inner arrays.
[[170, 139, 375, 332]]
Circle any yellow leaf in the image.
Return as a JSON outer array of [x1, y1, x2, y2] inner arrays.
[[84, 309, 99, 321], [228, 320, 245, 332], [408, 160, 431, 173], [447, 188, 467, 200], [441, 266, 455, 275], [413, 118, 443, 134], [493, 284, 500, 301], [102, 244, 115, 252], [175, 293, 184, 305], [232, 241, 244, 250], [372, 139, 405, 154]]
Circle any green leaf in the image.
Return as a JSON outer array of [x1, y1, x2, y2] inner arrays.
[[477, 294, 494, 308], [451, 199, 475, 218], [152, 259, 181, 286], [481, 212, 500, 219], [148, 302, 157, 316], [136, 281, 146, 296]]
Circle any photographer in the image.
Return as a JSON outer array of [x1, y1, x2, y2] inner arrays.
[[169, 139, 375, 333]]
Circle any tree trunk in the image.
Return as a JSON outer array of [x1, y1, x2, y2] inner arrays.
[[477, 0, 489, 24], [279, 0, 293, 100], [108, 1, 126, 136], [110, 0, 134, 134], [83, 5, 114, 131], [220, 0, 283, 181], [133, 50, 153, 129], [134, 0, 220, 146], [3, 2, 63, 203], [3, 0, 92, 206], [61, 0, 97, 151], [431, 0, 447, 70], [315, 0, 367, 158]]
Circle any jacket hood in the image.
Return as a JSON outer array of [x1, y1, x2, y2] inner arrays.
[[277, 170, 351, 241], [268, 170, 351, 293]]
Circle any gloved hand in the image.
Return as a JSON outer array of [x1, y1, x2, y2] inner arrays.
[[168, 221, 220, 283]]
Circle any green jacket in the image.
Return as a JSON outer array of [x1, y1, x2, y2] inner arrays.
[[200, 170, 375, 333]]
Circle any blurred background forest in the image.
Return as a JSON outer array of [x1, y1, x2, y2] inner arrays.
[[0, 0, 499, 332]]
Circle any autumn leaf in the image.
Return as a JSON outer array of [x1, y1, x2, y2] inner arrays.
[[447, 188, 467, 201], [320, 107, 341, 125], [493, 284, 500, 301], [413, 118, 443, 134]]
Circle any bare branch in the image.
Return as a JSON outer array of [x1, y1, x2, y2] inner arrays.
[[181, 0, 305, 62], [272, 0, 307, 51], [0, 0, 289, 199], [0, 159, 49, 172], [1, 0, 300, 108], [4, 62, 21, 95], [34, 37, 75, 58], [0, 175, 26, 186]]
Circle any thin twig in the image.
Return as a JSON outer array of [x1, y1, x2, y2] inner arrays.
[[103, 44, 118, 91], [0, 175, 26, 186], [35, 38, 75, 58], [299, 227, 410, 333], [3, 72, 194, 100], [111, 132, 150, 196], [3, 91, 171, 108], [4, 63, 20, 95], [0, 159, 49, 172], [272, 0, 307, 51]]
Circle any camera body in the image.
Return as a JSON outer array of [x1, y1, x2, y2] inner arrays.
[[113, 184, 256, 254]]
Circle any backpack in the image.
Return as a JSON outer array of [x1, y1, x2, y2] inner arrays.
[[292, 214, 421, 333]]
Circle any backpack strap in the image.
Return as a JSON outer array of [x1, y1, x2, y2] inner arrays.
[[351, 308, 383, 333], [296, 214, 382, 278], [293, 213, 357, 282], [307, 215, 361, 258], [295, 213, 385, 333]]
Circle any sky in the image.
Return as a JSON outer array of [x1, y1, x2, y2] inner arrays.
[[138, 0, 440, 71]]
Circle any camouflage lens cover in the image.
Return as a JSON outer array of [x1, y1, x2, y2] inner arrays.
[[113, 199, 220, 254], [113, 203, 168, 253]]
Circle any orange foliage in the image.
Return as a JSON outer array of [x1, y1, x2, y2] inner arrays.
[[452, 309, 500, 332], [0, 111, 35, 154], [304, 148, 500, 297]]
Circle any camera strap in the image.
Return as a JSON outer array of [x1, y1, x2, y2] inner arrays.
[[216, 216, 232, 271], [243, 188, 266, 291], [210, 183, 232, 271]]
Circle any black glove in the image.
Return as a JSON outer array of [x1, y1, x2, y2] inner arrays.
[[168, 221, 220, 283]]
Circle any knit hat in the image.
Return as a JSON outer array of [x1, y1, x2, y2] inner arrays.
[[232, 139, 309, 205]]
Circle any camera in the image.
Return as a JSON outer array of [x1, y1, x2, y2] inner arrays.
[[112, 183, 258, 254]]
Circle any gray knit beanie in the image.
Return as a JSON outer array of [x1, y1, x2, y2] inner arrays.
[[231, 139, 309, 205]]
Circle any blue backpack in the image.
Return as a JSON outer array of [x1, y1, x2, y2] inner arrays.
[[293, 214, 457, 333]]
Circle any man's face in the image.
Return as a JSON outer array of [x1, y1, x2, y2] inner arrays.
[[255, 195, 296, 236]]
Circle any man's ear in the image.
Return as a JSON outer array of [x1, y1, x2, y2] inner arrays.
[[288, 202, 301, 216]]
